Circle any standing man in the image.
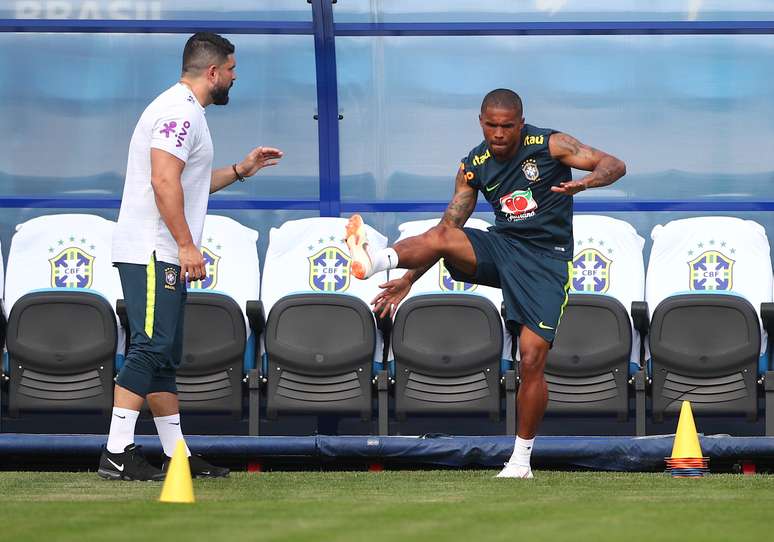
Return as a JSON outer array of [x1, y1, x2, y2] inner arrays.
[[345, 88, 625, 479], [99, 32, 283, 481]]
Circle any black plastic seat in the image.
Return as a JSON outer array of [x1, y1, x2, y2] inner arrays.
[[6, 290, 117, 416], [264, 293, 376, 421], [546, 294, 632, 421], [392, 294, 503, 421], [649, 293, 760, 422], [175, 292, 247, 418]]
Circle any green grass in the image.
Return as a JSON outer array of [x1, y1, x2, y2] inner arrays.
[[0, 470, 772, 542]]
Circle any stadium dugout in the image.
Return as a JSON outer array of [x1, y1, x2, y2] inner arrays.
[[1, 3, 774, 472]]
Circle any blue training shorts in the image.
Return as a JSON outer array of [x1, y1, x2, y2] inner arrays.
[[445, 228, 571, 343]]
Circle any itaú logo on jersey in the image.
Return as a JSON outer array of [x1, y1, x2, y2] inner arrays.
[[499, 188, 537, 221]]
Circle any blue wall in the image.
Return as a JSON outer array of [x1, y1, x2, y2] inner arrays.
[[1, 1, 773, 265]]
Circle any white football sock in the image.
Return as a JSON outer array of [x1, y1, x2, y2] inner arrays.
[[106, 407, 140, 454], [154, 414, 191, 457], [507, 436, 535, 468], [371, 247, 399, 274]]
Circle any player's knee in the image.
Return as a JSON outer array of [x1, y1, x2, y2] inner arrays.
[[519, 348, 546, 376], [425, 224, 456, 251]]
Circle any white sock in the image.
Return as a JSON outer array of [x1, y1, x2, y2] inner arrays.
[[106, 407, 140, 454], [154, 414, 191, 457], [371, 247, 399, 274], [507, 436, 535, 468]]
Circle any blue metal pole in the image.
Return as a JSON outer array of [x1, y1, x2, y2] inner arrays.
[[311, 0, 341, 217]]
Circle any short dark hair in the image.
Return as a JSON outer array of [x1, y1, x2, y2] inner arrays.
[[481, 89, 523, 116], [182, 32, 235, 75]]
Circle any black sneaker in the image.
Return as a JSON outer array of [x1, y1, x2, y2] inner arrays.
[[162, 454, 230, 478], [98, 444, 166, 481]]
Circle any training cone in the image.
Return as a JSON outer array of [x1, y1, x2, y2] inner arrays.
[[159, 440, 195, 504], [666, 401, 709, 478]]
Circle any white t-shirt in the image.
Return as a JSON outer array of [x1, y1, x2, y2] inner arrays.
[[112, 83, 214, 265]]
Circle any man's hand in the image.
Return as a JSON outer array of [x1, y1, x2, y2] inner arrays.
[[179, 243, 206, 282], [551, 180, 587, 196], [236, 146, 284, 178], [372, 276, 413, 318]]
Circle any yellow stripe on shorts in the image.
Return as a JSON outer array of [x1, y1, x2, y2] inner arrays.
[[144, 254, 156, 338], [557, 261, 572, 326]]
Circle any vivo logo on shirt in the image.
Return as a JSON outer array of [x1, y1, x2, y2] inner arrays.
[[14, 1, 162, 19]]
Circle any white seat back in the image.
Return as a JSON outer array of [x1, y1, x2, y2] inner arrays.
[[646, 216, 773, 356], [572, 215, 646, 368]]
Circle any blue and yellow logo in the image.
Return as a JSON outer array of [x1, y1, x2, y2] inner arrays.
[[188, 246, 220, 290], [571, 248, 611, 293], [689, 250, 734, 291], [49, 247, 94, 289], [308, 246, 351, 292], [439, 259, 476, 292]]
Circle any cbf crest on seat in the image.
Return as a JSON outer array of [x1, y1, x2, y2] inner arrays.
[[4, 214, 123, 417], [389, 218, 507, 428], [547, 215, 645, 425], [307, 245, 352, 292], [260, 218, 388, 427], [646, 216, 773, 423], [170, 214, 260, 419]]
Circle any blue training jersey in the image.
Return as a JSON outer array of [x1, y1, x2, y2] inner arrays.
[[460, 124, 573, 260]]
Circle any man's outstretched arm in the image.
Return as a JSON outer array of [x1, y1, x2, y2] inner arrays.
[[210, 146, 283, 194], [548, 132, 626, 196]]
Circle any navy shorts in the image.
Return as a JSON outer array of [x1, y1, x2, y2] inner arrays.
[[114, 253, 186, 397], [446, 228, 571, 343]]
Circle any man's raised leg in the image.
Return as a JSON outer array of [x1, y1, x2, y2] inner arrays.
[[345, 214, 476, 279]]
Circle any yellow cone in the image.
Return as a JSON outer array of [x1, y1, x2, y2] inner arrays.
[[159, 440, 195, 504], [671, 401, 703, 458]]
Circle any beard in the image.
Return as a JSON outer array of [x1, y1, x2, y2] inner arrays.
[[211, 82, 232, 106]]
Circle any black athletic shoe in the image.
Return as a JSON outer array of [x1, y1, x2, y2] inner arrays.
[[98, 444, 166, 481], [162, 454, 230, 478]]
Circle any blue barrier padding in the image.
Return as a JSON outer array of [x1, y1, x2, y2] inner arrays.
[[2, 434, 774, 471]]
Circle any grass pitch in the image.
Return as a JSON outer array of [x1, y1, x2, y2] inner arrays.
[[0, 470, 771, 542]]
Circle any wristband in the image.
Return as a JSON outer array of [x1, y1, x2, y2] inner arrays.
[[232, 163, 246, 182]]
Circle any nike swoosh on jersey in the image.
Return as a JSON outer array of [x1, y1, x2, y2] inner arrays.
[[538, 322, 555, 330], [485, 182, 502, 192], [107, 458, 125, 471]]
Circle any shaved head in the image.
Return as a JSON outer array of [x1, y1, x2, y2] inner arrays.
[[481, 89, 523, 116]]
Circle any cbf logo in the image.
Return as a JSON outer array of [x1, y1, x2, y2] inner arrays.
[[309, 247, 351, 292], [521, 159, 540, 183], [571, 248, 611, 293], [689, 250, 734, 291], [439, 259, 476, 292], [49, 247, 94, 289], [188, 247, 220, 290]]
